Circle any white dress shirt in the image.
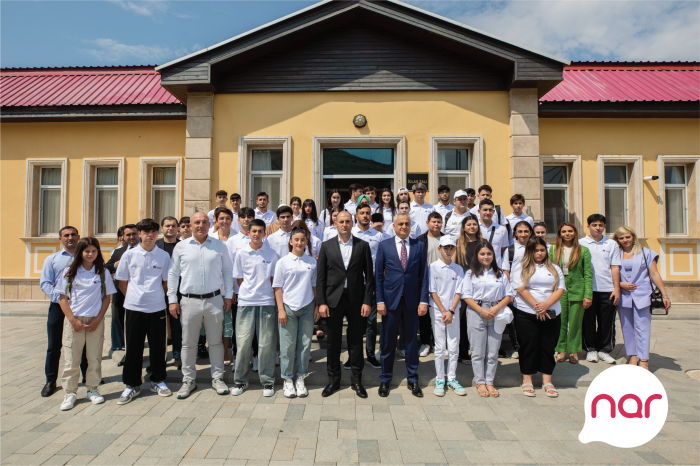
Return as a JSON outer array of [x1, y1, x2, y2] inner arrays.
[[352, 226, 387, 270], [232, 243, 279, 306], [168, 236, 234, 302], [510, 262, 566, 315], [434, 202, 455, 222], [254, 208, 277, 227], [393, 235, 411, 261], [505, 213, 533, 245], [579, 236, 621, 292], [461, 268, 513, 303], [116, 245, 171, 313], [268, 229, 292, 258], [338, 235, 353, 288], [272, 253, 317, 311], [428, 259, 465, 310], [56, 266, 117, 317], [309, 235, 322, 259], [410, 201, 435, 236], [323, 226, 339, 242]]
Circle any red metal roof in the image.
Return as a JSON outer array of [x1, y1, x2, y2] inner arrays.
[[1, 66, 181, 107], [541, 62, 700, 102]]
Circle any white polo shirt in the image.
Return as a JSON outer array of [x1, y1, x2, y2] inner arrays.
[[305, 218, 324, 241], [233, 243, 279, 307], [344, 200, 357, 217], [428, 259, 465, 310], [370, 202, 380, 214], [506, 213, 534, 245], [323, 226, 338, 242], [461, 268, 513, 303], [511, 262, 566, 315], [56, 266, 117, 318], [502, 242, 527, 272], [579, 236, 621, 292], [255, 208, 277, 227], [479, 221, 509, 255], [443, 209, 470, 241], [434, 202, 454, 223], [115, 245, 170, 313], [381, 207, 395, 234], [410, 201, 435, 236], [351, 226, 387, 270], [272, 253, 317, 311], [309, 235, 322, 259], [470, 205, 508, 226], [268, 229, 292, 258]]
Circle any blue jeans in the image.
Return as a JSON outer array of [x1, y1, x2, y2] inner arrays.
[[279, 302, 315, 379], [234, 306, 276, 385]]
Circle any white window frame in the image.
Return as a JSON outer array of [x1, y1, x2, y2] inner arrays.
[[542, 164, 570, 235], [539, 155, 583, 231], [603, 165, 629, 236], [250, 149, 284, 208], [664, 166, 687, 236], [597, 155, 644, 237], [238, 136, 291, 207], [81, 158, 125, 238], [657, 155, 700, 239], [429, 136, 484, 204], [139, 157, 183, 221], [152, 168, 178, 222], [24, 159, 68, 238]]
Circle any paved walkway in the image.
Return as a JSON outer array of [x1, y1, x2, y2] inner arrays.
[[1, 314, 699, 465]]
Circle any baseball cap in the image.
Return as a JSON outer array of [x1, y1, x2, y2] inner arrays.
[[453, 189, 468, 200], [439, 236, 456, 247], [494, 308, 514, 334], [397, 187, 409, 193]]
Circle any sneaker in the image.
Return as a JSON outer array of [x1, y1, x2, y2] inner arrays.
[[177, 381, 197, 399], [433, 380, 445, 397], [446, 379, 467, 396], [276, 351, 280, 366], [398, 350, 406, 358], [295, 377, 308, 398], [231, 382, 248, 396], [252, 356, 259, 372], [419, 344, 431, 357], [151, 381, 172, 397], [342, 360, 351, 370], [598, 351, 616, 364], [117, 386, 140, 405], [212, 378, 230, 395], [586, 351, 599, 362], [283, 379, 296, 398], [61, 393, 77, 410], [366, 356, 381, 369], [511, 347, 519, 359], [86, 389, 104, 405], [262, 384, 275, 397]]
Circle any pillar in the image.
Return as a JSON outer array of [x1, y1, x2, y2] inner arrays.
[[183, 92, 214, 216], [509, 88, 542, 221]]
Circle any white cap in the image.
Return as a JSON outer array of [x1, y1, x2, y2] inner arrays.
[[439, 236, 456, 247], [397, 187, 409, 193], [494, 308, 514, 334], [453, 189, 467, 199]]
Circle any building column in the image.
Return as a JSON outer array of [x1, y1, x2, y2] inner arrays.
[[509, 88, 542, 221], [183, 92, 214, 216]]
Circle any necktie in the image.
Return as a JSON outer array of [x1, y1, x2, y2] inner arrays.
[[400, 240, 407, 270]]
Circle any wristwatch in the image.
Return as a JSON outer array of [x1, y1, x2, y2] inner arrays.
[[448, 309, 455, 314]]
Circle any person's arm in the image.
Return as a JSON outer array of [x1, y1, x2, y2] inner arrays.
[[274, 288, 286, 325], [647, 256, 671, 309], [85, 295, 112, 332], [611, 265, 621, 306], [582, 247, 593, 309], [221, 244, 234, 312], [167, 246, 182, 317], [119, 281, 128, 296], [39, 256, 57, 301], [105, 248, 121, 275], [316, 244, 329, 317]]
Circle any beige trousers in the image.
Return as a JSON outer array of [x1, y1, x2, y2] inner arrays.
[[62, 316, 104, 393]]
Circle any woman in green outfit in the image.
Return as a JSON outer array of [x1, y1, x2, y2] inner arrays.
[[550, 222, 592, 364]]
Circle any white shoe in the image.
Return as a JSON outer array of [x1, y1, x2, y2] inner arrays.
[[61, 393, 77, 410], [231, 382, 248, 396], [419, 344, 430, 357], [252, 357, 259, 372], [262, 384, 275, 397], [295, 377, 308, 398], [177, 381, 197, 399], [150, 381, 172, 397], [598, 351, 616, 364], [586, 351, 599, 362], [283, 379, 296, 398], [86, 390, 104, 405], [276, 351, 280, 366], [212, 378, 230, 395], [511, 349, 519, 359]]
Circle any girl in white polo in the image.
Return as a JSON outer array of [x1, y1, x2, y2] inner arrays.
[[56, 237, 117, 410], [322, 207, 343, 242], [273, 226, 319, 398]]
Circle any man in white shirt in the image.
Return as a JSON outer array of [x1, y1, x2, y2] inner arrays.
[[579, 214, 621, 364], [364, 185, 380, 214], [477, 199, 509, 261], [208, 189, 229, 229], [409, 183, 435, 237], [344, 183, 364, 217], [469, 185, 509, 231], [505, 194, 534, 246], [434, 184, 454, 223], [443, 190, 471, 241], [267, 206, 294, 258], [254, 191, 277, 226], [115, 218, 172, 404], [229, 193, 242, 235]]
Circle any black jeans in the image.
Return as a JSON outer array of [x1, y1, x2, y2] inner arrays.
[[419, 312, 434, 348], [582, 291, 617, 353], [513, 307, 560, 375], [326, 295, 366, 385], [123, 309, 167, 387], [46, 302, 87, 384]]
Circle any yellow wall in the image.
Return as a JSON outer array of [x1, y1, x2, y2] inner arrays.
[[0, 120, 185, 278]]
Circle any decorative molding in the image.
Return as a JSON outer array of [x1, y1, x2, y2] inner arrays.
[[540, 155, 583, 232], [34, 247, 57, 274], [428, 136, 484, 204], [657, 236, 700, 244], [596, 155, 644, 237], [24, 158, 68, 238], [656, 155, 700, 239], [139, 157, 183, 221], [81, 158, 125, 237], [669, 247, 694, 276], [237, 136, 292, 206]]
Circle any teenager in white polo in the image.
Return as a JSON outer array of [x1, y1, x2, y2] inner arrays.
[[254, 192, 277, 227], [477, 199, 509, 263], [443, 190, 470, 241], [232, 219, 279, 397], [268, 206, 295, 258], [409, 182, 435, 237], [115, 218, 172, 405]]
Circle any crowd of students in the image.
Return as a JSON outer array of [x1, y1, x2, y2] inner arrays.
[[39, 182, 672, 410]]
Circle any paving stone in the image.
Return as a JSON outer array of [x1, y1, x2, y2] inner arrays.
[[320, 405, 356, 421], [398, 440, 447, 464], [279, 420, 319, 439], [57, 434, 120, 456], [271, 438, 296, 461], [228, 436, 276, 460], [635, 451, 671, 464], [284, 404, 305, 421], [184, 436, 217, 459], [66, 455, 96, 465], [388, 406, 427, 422], [250, 404, 288, 420], [201, 418, 247, 437], [42, 455, 74, 466], [88, 455, 137, 465], [357, 439, 380, 463], [206, 436, 237, 459], [315, 438, 358, 463], [142, 436, 198, 458]]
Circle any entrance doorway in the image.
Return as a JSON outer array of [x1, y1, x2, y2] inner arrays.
[[321, 147, 395, 205]]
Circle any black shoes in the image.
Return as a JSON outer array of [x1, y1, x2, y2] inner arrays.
[[342, 361, 351, 370], [365, 356, 381, 369], [407, 382, 423, 398], [351, 382, 368, 399], [117, 355, 126, 367], [322, 382, 340, 397], [378, 382, 390, 397], [41, 382, 56, 397]]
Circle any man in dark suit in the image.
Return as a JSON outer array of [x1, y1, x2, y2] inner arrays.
[[317, 211, 374, 398], [376, 212, 430, 397]]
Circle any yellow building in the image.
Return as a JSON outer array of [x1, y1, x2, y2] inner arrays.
[[1, 0, 698, 305]]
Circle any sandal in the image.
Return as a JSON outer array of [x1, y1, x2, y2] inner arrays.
[[521, 383, 535, 397], [459, 358, 472, 365], [639, 359, 649, 370], [476, 384, 489, 397], [543, 383, 559, 398], [569, 353, 578, 364], [555, 352, 566, 363], [486, 385, 500, 398]]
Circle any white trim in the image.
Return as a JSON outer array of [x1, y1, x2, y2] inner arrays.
[[540, 155, 583, 232], [237, 136, 291, 206], [429, 136, 483, 204], [669, 247, 694, 276], [597, 155, 644, 237], [81, 158, 125, 237], [139, 158, 183, 220], [25, 243, 31, 278], [24, 159, 68, 238], [657, 156, 700, 238], [34, 247, 57, 275]]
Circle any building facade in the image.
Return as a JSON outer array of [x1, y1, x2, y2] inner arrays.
[[1, 0, 698, 304]]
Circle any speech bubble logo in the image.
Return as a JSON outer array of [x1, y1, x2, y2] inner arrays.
[[579, 365, 668, 448]]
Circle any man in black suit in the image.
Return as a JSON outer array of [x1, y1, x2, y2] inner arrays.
[[317, 211, 375, 398]]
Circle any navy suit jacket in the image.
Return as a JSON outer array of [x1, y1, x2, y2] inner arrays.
[[375, 237, 429, 311]]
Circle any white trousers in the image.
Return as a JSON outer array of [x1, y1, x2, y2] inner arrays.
[[180, 295, 225, 382], [467, 306, 502, 385], [429, 306, 460, 380]]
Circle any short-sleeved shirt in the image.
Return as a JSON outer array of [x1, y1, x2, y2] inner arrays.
[[479, 222, 509, 256], [255, 208, 277, 227], [511, 262, 566, 315], [579, 236, 621, 292], [502, 243, 527, 272], [506, 213, 534, 245], [115, 245, 170, 313], [305, 219, 324, 240], [443, 210, 470, 241], [427, 235, 441, 265], [351, 226, 387, 270], [233, 244, 279, 306], [382, 207, 395, 234], [428, 259, 465, 310], [268, 229, 292, 259], [56, 266, 117, 317], [434, 203, 454, 223], [323, 226, 338, 242], [309, 235, 322, 259], [344, 200, 358, 217], [410, 201, 435, 237], [272, 253, 317, 310], [461, 268, 513, 303]]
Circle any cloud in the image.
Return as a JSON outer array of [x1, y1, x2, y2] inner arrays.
[[403, 0, 700, 61], [79, 38, 201, 64], [107, 0, 169, 18]]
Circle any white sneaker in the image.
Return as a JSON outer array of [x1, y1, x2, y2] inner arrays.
[[61, 393, 77, 411], [177, 381, 197, 399], [598, 351, 616, 364], [511, 349, 519, 359], [252, 356, 259, 372], [419, 344, 430, 357], [117, 386, 140, 405], [586, 351, 599, 362], [276, 351, 280, 366], [295, 377, 308, 398], [262, 384, 275, 397], [231, 382, 248, 396], [212, 378, 230, 395], [150, 381, 172, 397], [86, 390, 104, 405], [283, 379, 296, 398]]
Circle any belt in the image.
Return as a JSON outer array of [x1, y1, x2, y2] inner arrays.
[[476, 300, 498, 306], [182, 290, 221, 300]]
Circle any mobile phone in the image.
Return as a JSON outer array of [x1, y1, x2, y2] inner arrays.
[[545, 310, 556, 319]]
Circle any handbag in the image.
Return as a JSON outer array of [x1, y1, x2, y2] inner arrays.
[[641, 249, 666, 313]]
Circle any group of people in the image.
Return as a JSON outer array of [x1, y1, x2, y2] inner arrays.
[[39, 182, 671, 410]]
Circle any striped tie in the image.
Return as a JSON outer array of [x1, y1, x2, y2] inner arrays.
[[400, 239, 407, 270]]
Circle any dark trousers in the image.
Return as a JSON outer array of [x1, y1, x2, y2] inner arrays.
[[380, 297, 419, 384], [419, 312, 433, 347], [513, 307, 560, 375], [326, 295, 366, 384], [123, 309, 167, 387], [110, 298, 125, 351], [46, 302, 88, 384], [582, 291, 617, 353], [458, 301, 471, 360], [169, 313, 182, 360], [112, 291, 125, 348], [365, 303, 378, 358]]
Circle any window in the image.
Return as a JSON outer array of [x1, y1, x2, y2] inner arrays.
[[94, 167, 118, 235], [152, 167, 176, 223], [604, 165, 628, 234], [251, 149, 283, 212], [438, 148, 471, 193], [665, 165, 687, 235], [543, 165, 569, 231], [322, 148, 395, 204], [39, 167, 61, 236]]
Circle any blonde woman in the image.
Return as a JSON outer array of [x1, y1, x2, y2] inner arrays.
[[613, 226, 670, 370], [511, 236, 565, 397]]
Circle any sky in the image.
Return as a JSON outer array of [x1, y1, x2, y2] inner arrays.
[[1, 0, 698, 68]]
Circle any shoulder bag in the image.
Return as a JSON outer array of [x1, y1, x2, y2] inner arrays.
[[641, 249, 666, 313]]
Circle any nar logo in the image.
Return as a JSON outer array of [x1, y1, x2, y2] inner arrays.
[[579, 365, 668, 448]]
